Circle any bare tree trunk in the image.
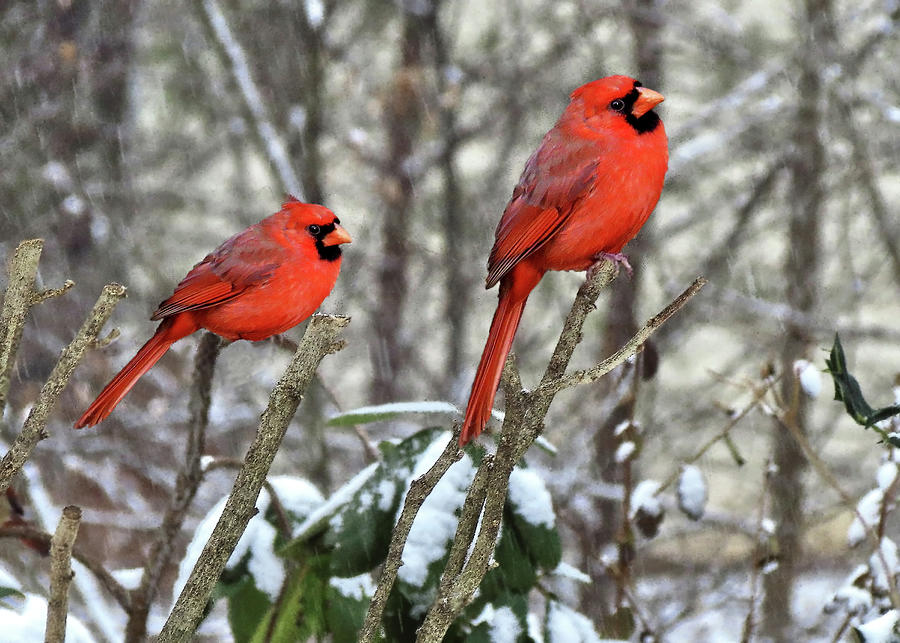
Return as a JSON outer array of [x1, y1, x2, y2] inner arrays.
[[426, 4, 469, 395], [579, 0, 665, 628], [761, 0, 827, 637], [370, 10, 426, 402]]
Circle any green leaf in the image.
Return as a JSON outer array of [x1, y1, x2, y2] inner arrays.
[[0, 586, 25, 602], [826, 333, 875, 423], [327, 428, 446, 577], [506, 468, 562, 571], [326, 575, 374, 643], [825, 334, 900, 436], [250, 556, 331, 643], [480, 522, 537, 598], [220, 575, 271, 643], [326, 401, 459, 426]]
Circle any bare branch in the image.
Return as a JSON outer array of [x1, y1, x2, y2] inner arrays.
[[0, 282, 127, 494], [158, 314, 349, 642], [543, 277, 708, 396], [0, 239, 44, 415], [45, 505, 82, 643]]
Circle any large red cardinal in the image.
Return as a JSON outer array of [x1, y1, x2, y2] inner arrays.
[[460, 75, 668, 445], [75, 197, 351, 428]]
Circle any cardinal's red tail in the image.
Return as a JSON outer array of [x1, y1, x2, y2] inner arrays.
[[74, 317, 194, 428], [460, 289, 528, 445]]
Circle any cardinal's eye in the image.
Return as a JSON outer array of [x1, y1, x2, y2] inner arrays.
[[307, 224, 321, 236], [610, 99, 625, 112]]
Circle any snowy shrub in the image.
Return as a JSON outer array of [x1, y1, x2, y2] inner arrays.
[[183, 425, 599, 641]]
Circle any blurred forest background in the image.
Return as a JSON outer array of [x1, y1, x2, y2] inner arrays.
[[1, 0, 899, 640]]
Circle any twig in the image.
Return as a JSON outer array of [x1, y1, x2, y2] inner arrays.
[[158, 314, 349, 642], [0, 283, 127, 494], [359, 431, 463, 642], [542, 277, 708, 395], [741, 461, 775, 643], [124, 332, 222, 642], [656, 374, 779, 494], [0, 239, 44, 415], [198, 0, 303, 196], [31, 280, 75, 305], [45, 505, 82, 643]]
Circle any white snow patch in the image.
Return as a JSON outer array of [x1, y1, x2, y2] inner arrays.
[[304, 0, 325, 26], [398, 433, 475, 589], [376, 478, 398, 512], [614, 441, 635, 463], [329, 573, 375, 601], [111, 567, 145, 591], [856, 609, 900, 642], [489, 606, 521, 643], [677, 465, 708, 520], [534, 436, 558, 454], [508, 468, 555, 527], [329, 400, 459, 422], [826, 584, 872, 615], [870, 538, 899, 592], [553, 561, 591, 584], [629, 480, 662, 521], [793, 359, 822, 398], [613, 420, 631, 437], [0, 593, 94, 642], [268, 476, 325, 524], [546, 601, 603, 643], [877, 462, 898, 490], [174, 477, 324, 603], [761, 518, 776, 535], [849, 489, 884, 546], [527, 612, 545, 643]]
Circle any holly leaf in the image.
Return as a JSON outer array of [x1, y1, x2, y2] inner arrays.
[[825, 334, 900, 436]]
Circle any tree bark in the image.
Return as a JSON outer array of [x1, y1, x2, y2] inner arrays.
[[761, 0, 827, 637], [580, 0, 665, 625], [370, 9, 427, 402]]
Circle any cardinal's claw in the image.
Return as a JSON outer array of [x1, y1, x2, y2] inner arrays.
[[588, 252, 634, 279]]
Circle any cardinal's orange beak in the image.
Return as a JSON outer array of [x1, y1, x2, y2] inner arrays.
[[631, 87, 665, 119], [322, 224, 352, 247]]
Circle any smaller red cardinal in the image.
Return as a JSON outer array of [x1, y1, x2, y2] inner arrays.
[[74, 197, 351, 428]]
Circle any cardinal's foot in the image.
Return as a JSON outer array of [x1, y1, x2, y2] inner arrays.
[[588, 252, 633, 279]]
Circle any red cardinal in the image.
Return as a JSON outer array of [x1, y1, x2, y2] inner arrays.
[[460, 75, 668, 445], [75, 197, 351, 428]]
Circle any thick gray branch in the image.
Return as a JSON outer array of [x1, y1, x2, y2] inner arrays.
[[45, 505, 82, 643], [0, 239, 44, 415], [157, 314, 349, 642]]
